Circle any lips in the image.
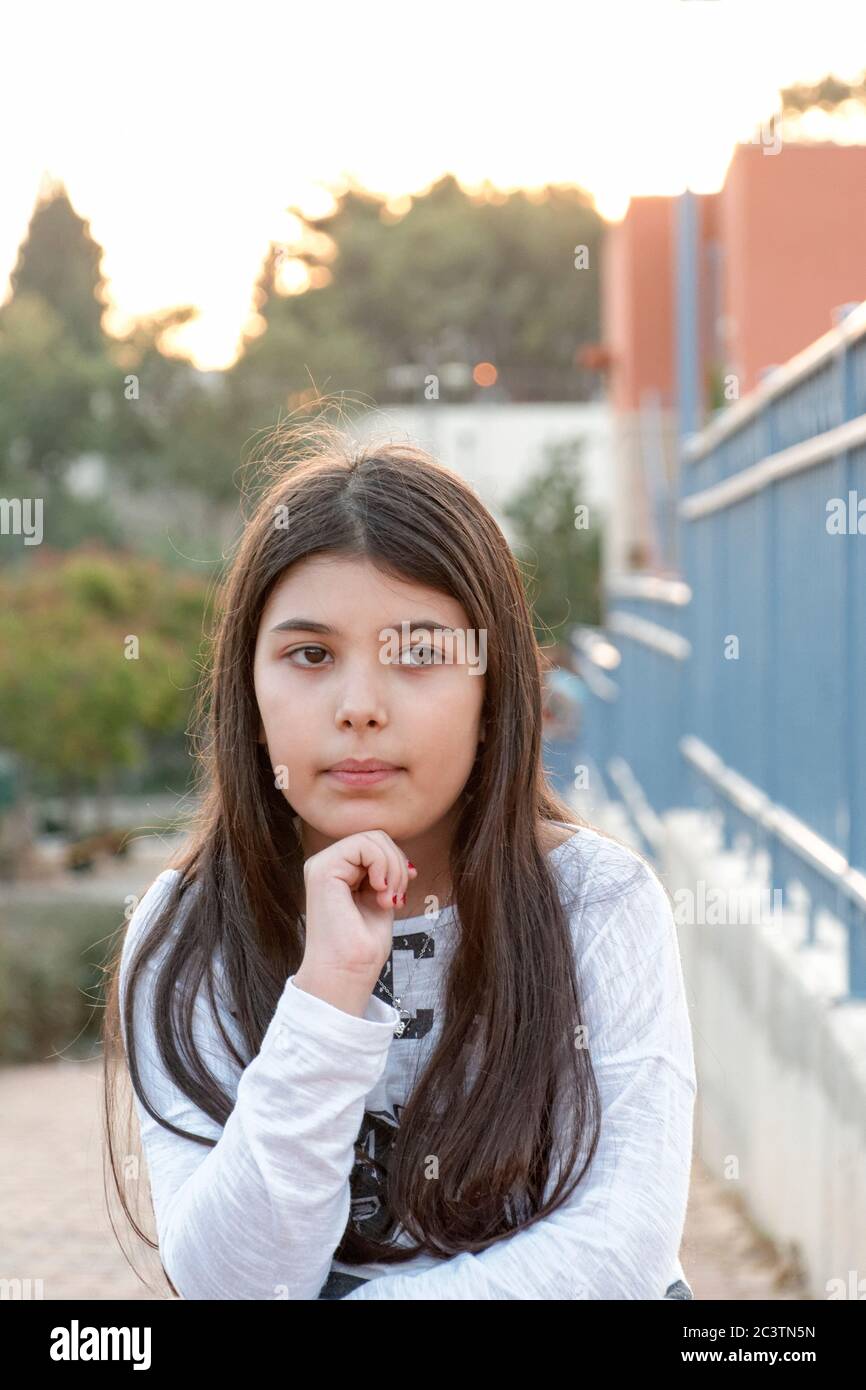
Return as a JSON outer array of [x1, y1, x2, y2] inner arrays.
[[326, 759, 404, 788], [328, 759, 402, 772]]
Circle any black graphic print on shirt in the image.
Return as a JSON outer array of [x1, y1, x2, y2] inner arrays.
[[348, 930, 437, 1238], [371, 929, 437, 1040], [348, 1105, 404, 1239]]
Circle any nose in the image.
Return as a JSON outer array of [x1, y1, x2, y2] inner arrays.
[[333, 658, 389, 731]]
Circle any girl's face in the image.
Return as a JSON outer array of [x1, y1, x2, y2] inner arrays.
[[253, 555, 486, 853]]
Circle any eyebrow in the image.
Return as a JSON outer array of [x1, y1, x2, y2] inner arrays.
[[268, 617, 457, 635]]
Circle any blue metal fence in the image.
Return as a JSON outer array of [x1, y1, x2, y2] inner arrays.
[[575, 303, 866, 999]]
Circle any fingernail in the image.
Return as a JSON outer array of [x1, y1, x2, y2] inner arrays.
[[407, 862, 415, 870], [392, 894, 398, 905], [401, 892, 407, 904]]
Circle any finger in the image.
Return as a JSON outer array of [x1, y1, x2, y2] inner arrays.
[[391, 843, 418, 903], [388, 837, 416, 907], [376, 833, 404, 908], [368, 831, 406, 909], [362, 835, 392, 899]]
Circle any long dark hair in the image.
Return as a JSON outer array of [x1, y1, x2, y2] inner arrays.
[[103, 411, 633, 1288]]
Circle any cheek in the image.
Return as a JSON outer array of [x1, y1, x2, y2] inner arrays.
[[412, 675, 483, 754], [253, 668, 280, 733], [254, 666, 308, 746]]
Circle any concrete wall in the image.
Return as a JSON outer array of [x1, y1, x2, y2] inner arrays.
[[351, 401, 614, 540], [660, 808, 866, 1300]]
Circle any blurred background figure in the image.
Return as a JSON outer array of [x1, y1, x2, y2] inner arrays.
[[541, 640, 586, 803]]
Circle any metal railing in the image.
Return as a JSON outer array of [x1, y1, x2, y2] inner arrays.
[[575, 302, 866, 998]]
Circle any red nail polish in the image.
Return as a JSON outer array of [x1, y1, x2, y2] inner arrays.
[[392, 894, 398, 905], [407, 862, 415, 870], [401, 892, 407, 904]]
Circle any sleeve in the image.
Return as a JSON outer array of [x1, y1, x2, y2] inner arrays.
[[118, 871, 402, 1301], [343, 860, 697, 1300]]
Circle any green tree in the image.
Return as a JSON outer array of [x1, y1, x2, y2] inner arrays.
[[0, 290, 114, 487], [6, 175, 109, 355], [1, 174, 607, 541], [779, 72, 866, 116], [235, 175, 604, 412], [0, 547, 213, 833], [502, 435, 602, 644]]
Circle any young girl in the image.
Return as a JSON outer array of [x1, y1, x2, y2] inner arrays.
[[104, 422, 697, 1301]]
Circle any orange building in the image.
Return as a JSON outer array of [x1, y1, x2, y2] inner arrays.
[[601, 141, 866, 574]]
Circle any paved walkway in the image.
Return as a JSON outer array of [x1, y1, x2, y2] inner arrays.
[[0, 1057, 812, 1301], [681, 1156, 810, 1300]]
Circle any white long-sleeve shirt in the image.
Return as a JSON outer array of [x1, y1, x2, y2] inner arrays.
[[118, 823, 697, 1300]]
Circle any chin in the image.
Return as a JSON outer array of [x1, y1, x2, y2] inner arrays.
[[314, 803, 394, 829]]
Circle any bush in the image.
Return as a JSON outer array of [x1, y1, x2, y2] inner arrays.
[[0, 898, 126, 1063], [63, 826, 133, 872]]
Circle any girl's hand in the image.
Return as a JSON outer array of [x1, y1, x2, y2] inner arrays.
[[300, 830, 418, 986]]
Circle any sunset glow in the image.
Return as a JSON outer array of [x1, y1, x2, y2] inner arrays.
[[2, 0, 865, 369]]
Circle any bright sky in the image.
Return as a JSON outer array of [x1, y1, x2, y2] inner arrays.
[[3, 0, 866, 369]]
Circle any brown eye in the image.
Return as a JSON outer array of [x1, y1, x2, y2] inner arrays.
[[286, 645, 330, 667]]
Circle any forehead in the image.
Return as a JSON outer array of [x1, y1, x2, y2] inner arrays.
[[259, 555, 470, 628]]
